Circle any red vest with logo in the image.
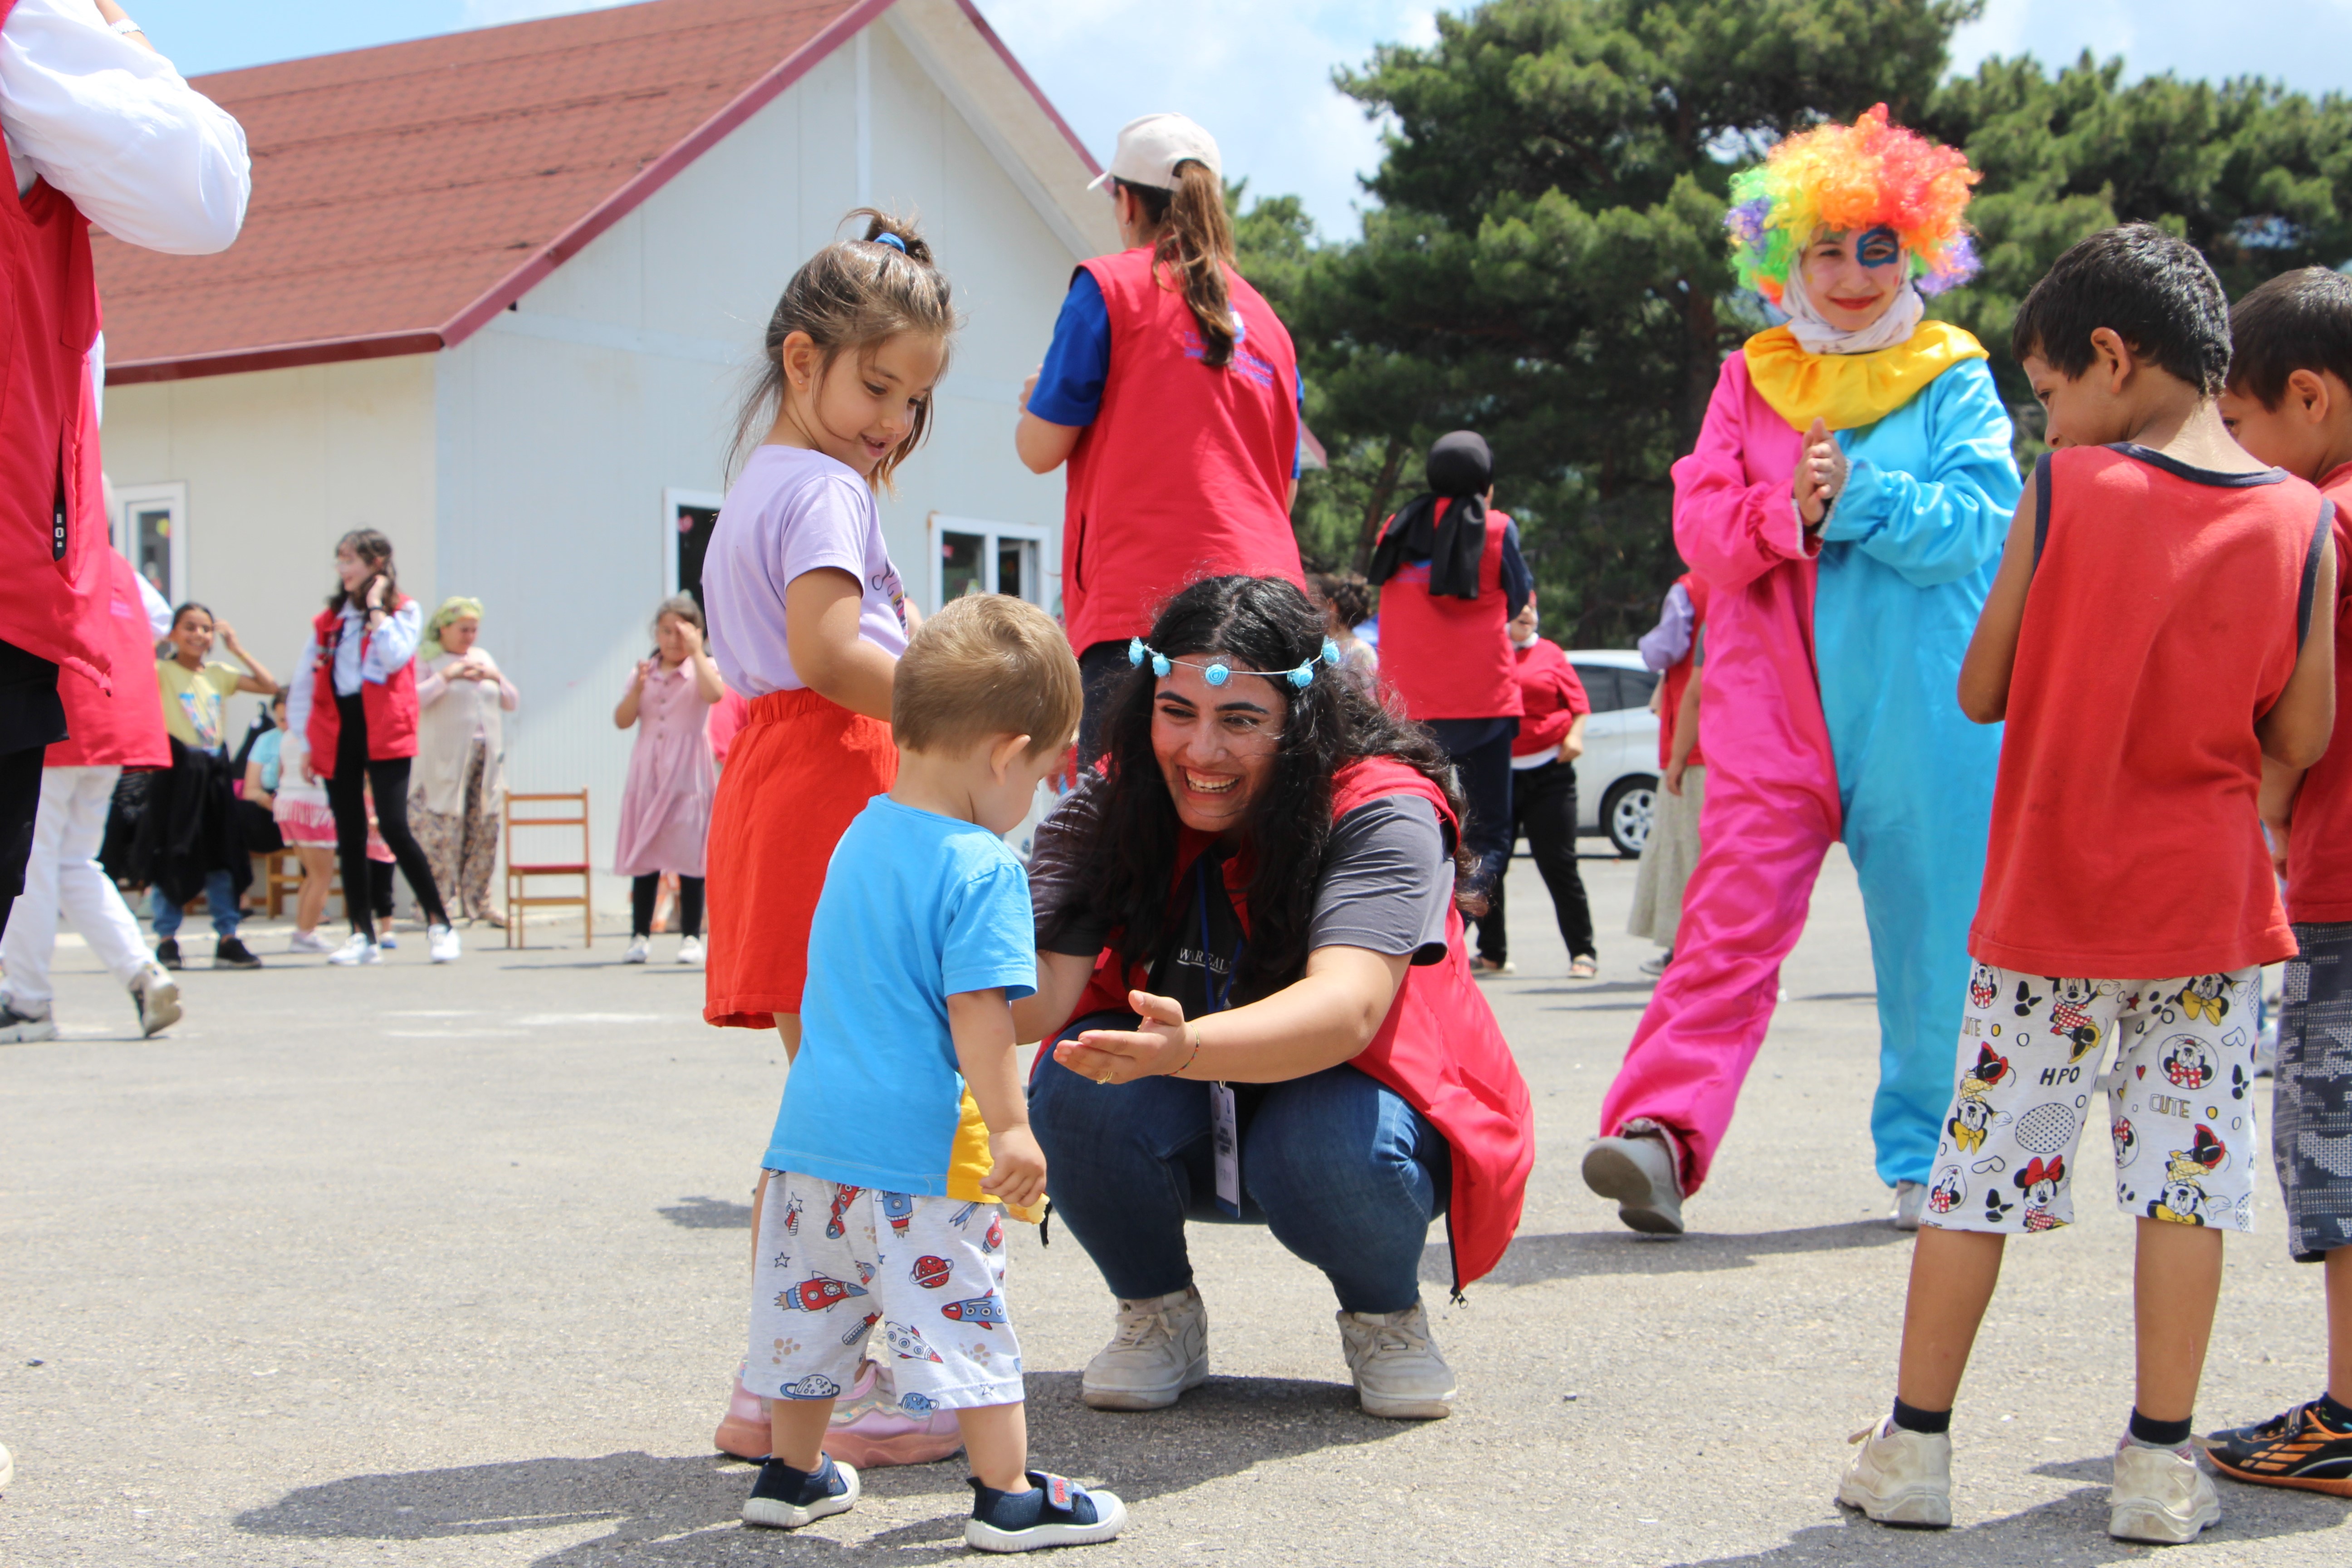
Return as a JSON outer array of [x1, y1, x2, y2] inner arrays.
[[1373, 503, 1521, 721], [306, 603, 420, 773], [0, 2, 109, 690], [1061, 756, 1533, 1291], [47, 551, 166, 769], [1061, 247, 1305, 651]]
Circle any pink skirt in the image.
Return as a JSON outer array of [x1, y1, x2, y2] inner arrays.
[[275, 797, 393, 861]]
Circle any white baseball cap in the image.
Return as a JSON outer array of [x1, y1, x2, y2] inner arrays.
[[1088, 112, 1222, 192]]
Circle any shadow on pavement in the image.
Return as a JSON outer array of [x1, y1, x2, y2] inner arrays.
[[232, 1372, 1409, 1563], [657, 1195, 754, 1229], [1435, 1220, 1906, 1286]]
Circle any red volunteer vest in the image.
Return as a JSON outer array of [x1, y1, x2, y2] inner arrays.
[[47, 551, 166, 769], [1373, 503, 1521, 722], [1657, 573, 1707, 769], [305, 602, 420, 774], [1062, 756, 1533, 1291], [0, 2, 109, 690], [1060, 247, 1304, 651]]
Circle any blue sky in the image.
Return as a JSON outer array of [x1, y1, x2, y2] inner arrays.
[[128, 0, 2352, 237]]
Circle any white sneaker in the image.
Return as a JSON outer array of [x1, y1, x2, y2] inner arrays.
[[622, 936, 651, 965], [1337, 1300, 1455, 1419], [677, 936, 705, 966], [1892, 1180, 1926, 1232], [1081, 1286, 1209, 1410], [327, 933, 382, 966], [1582, 1131, 1685, 1235], [2109, 1439, 2221, 1544], [0, 999, 57, 1044], [130, 963, 182, 1039], [428, 923, 461, 964], [287, 929, 333, 954], [1837, 1416, 1953, 1528]]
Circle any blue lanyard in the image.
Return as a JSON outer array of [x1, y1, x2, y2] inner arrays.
[[1196, 859, 1245, 1015]]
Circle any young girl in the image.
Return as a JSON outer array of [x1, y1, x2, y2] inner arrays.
[[263, 691, 398, 954], [613, 594, 724, 965], [1309, 570, 1379, 699], [284, 529, 460, 966], [149, 602, 276, 970], [699, 211, 973, 1472]]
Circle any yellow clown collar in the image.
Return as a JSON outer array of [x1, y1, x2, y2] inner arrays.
[[1742, 319, 1988, 433]]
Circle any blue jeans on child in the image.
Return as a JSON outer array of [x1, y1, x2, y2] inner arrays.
[[1029, 1013, 1450, 1314], [151, 870, 240, 939]]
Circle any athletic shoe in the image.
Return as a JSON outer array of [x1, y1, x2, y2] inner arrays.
[[966, 1471, 1126, 1553], [327, 933, 382, 966], [0, 1000, 57, 1045], [1837, 1416, 1953, 1528], [212, 936, 262, 970], [1081, 1285, 1208, 1411], [1468, 956, 1514, 976], [2206, 1399, 2352, 1496], [742, 1453, 858, 1530], [1892, 1180, 1926, 1232], [1582, 1132, 1684, 1235], [828, 1357, 961, 1467], [428, 923, 461, 964], [288, 929, 333, 954], [622, 936, 650, 965], [1640, 949, 1671, 978], [1337, 1300, 1455, 1419], [155, 937, 181, 970], [714, 1365, 771, 1460], [130, 963, 182, 1038], [378, 928, 398, 949], [2110, 1439, 2221, 1543], [678, 936, 706, 966]]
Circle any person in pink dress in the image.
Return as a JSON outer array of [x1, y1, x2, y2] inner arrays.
[[613, 595, 725, 965]]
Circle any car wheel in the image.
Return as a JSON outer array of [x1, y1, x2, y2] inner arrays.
[[1602, 776, 1657, 858]]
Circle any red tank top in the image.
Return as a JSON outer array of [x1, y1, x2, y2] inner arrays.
[[1373, 503, 1522, 722], [1971, 445, 2327, 976], [48, 551, 167, 769], [2284, 461, 2352, 923], [1060, 248, 1304, 651]]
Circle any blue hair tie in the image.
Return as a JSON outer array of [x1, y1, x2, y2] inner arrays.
[[1322, 637, 1341, 667], [1131, 637, 1322, 691], [871, 230, 907, 253]]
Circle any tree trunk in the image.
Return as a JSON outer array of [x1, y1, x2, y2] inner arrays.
[[1683, 286, 1722, 449], [1353, 435, 1410, 572]]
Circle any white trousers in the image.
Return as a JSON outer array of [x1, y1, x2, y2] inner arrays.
[[0, 766, 152, 1011]]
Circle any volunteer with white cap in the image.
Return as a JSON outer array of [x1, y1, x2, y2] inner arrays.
[[1016, 112, 1307, 761]]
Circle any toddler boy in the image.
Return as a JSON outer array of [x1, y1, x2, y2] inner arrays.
[[740, 593, 1125, 1552], [1838, 225, 2337, 1544]]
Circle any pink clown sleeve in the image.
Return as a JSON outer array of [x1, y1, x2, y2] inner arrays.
[[1670, 356, 1817, 596]]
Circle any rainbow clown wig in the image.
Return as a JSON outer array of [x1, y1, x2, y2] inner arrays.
[[1725, 103, 1980, 306]]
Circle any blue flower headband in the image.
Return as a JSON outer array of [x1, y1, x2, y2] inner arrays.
[[1130, 636, 1342, 690]]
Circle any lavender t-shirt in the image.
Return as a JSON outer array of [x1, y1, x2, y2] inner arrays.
[[705, 446, 910, 695]]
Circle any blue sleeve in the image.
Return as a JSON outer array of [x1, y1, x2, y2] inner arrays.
[[941, 857, 1039, 1001], [1294, 367, 1305, 480], [1820, 358, 2023, 588], [1026, 271, 1112, 428], [1500, 520, 1533, 617]]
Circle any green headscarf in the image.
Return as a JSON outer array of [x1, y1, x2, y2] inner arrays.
[[420, 595, 483, 661]]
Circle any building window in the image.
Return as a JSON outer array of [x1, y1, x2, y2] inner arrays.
[[113, 482, 187, 604], [927, 514, 1048, 612], [664, 488, 725, 607]]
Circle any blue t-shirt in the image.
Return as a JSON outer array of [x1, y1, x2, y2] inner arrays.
[[764, 796, 1038, 1195], [251, 728, 283, 793], [1030, 270, 1306, 476]]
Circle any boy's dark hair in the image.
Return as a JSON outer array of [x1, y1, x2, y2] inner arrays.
[[2227, 266, 2352, 409], [2009, 224, 2232, 397]]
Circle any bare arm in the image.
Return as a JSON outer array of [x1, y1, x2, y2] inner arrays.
[[947, 989, 1047, 1209], [784, 568, 896, 723], [613, 662, 648, 729], [1563, 711, 1588, 763], [2257, 537, 2338, 769], [215, 621, 276, 695], [1015, 412, 1083, 475], [1051, 945, 1410, 1086], [1011, 949, 1098, 1046], [241, 756, 272, 809], [2261, 756, 2305, 881], [1957, 475, 2038, 724], [1665, 668, 1701, 794]]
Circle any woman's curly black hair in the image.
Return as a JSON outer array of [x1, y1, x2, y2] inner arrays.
[[1047, 575, 1475, 997]]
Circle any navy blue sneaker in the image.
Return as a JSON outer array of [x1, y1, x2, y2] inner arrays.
[[966, 1470, 1127, 1552], [742, 1453, 858, 1529]]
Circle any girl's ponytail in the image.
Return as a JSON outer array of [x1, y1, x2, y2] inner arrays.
[[1121, 161, 1238, 368]]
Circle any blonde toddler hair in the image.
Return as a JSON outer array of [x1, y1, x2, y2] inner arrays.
[[893, 594, 1081, 759]]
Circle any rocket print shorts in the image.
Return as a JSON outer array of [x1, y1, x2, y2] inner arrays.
[[1923, 961, 2263, 1237], [746, 1171, 1022, 1412], [2278, 923, 2352, 1262]]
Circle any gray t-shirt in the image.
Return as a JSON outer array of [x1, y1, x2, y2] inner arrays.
[[1029, 774, 1453, 966]]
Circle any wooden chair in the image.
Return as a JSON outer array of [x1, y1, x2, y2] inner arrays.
[[505, 790, 592, 948], [257, 848, 305, 917]]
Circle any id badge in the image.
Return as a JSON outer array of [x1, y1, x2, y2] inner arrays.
[[1209, 1082, 1242, 1217]]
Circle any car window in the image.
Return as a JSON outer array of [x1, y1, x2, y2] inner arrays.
[[1572, 665, 1622, 711], [1618, 668, 1659, 711]]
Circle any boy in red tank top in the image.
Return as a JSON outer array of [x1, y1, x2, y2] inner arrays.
[[2203, 266, 2352, 1495], [1839, 227, 2338, 1546]]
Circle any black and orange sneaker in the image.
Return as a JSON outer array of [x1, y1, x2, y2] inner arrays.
[[2205, 1399, 2352, 1496]]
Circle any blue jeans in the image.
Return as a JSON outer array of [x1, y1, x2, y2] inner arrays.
[[1029, 1014, 1450, 1313], [152, 870, 240, 939]]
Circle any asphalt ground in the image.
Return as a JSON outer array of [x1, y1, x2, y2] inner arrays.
[[4, 847, 2350, 1566]]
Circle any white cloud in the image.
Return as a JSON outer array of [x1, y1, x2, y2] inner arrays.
[[1948, 0, 2352, 93]]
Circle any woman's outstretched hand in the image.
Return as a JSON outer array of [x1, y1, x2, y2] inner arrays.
[[1054, 989, 1192, 1084]]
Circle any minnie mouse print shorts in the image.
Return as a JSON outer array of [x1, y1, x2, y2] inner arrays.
[[1922, 961, 2263, 1237]]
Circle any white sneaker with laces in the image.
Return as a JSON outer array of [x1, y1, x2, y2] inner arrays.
[[1081, 1286, 1209, 1410], [287, 929, 333, 954], [678, 936, 705, 966], [1892, 1180, 1927, 1232], [1838, 1416, 1953, 1527], [1337, 1300, 1455, 1419], [130, 963, 182, 1038], [428, 922, 461, 964], [2109, 1440, 2220, 1544], [622, 936, 651, 965], [327, 933, 382, 966], [0, 998, 57, 1044]]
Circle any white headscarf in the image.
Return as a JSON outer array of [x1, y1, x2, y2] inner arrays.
[[1781, 258, 1924, 356]]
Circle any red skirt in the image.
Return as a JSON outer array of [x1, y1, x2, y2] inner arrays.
[[704, 689, 897, 1029]]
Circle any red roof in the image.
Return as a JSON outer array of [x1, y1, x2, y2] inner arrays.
[[94, 0, 1085, 384]]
